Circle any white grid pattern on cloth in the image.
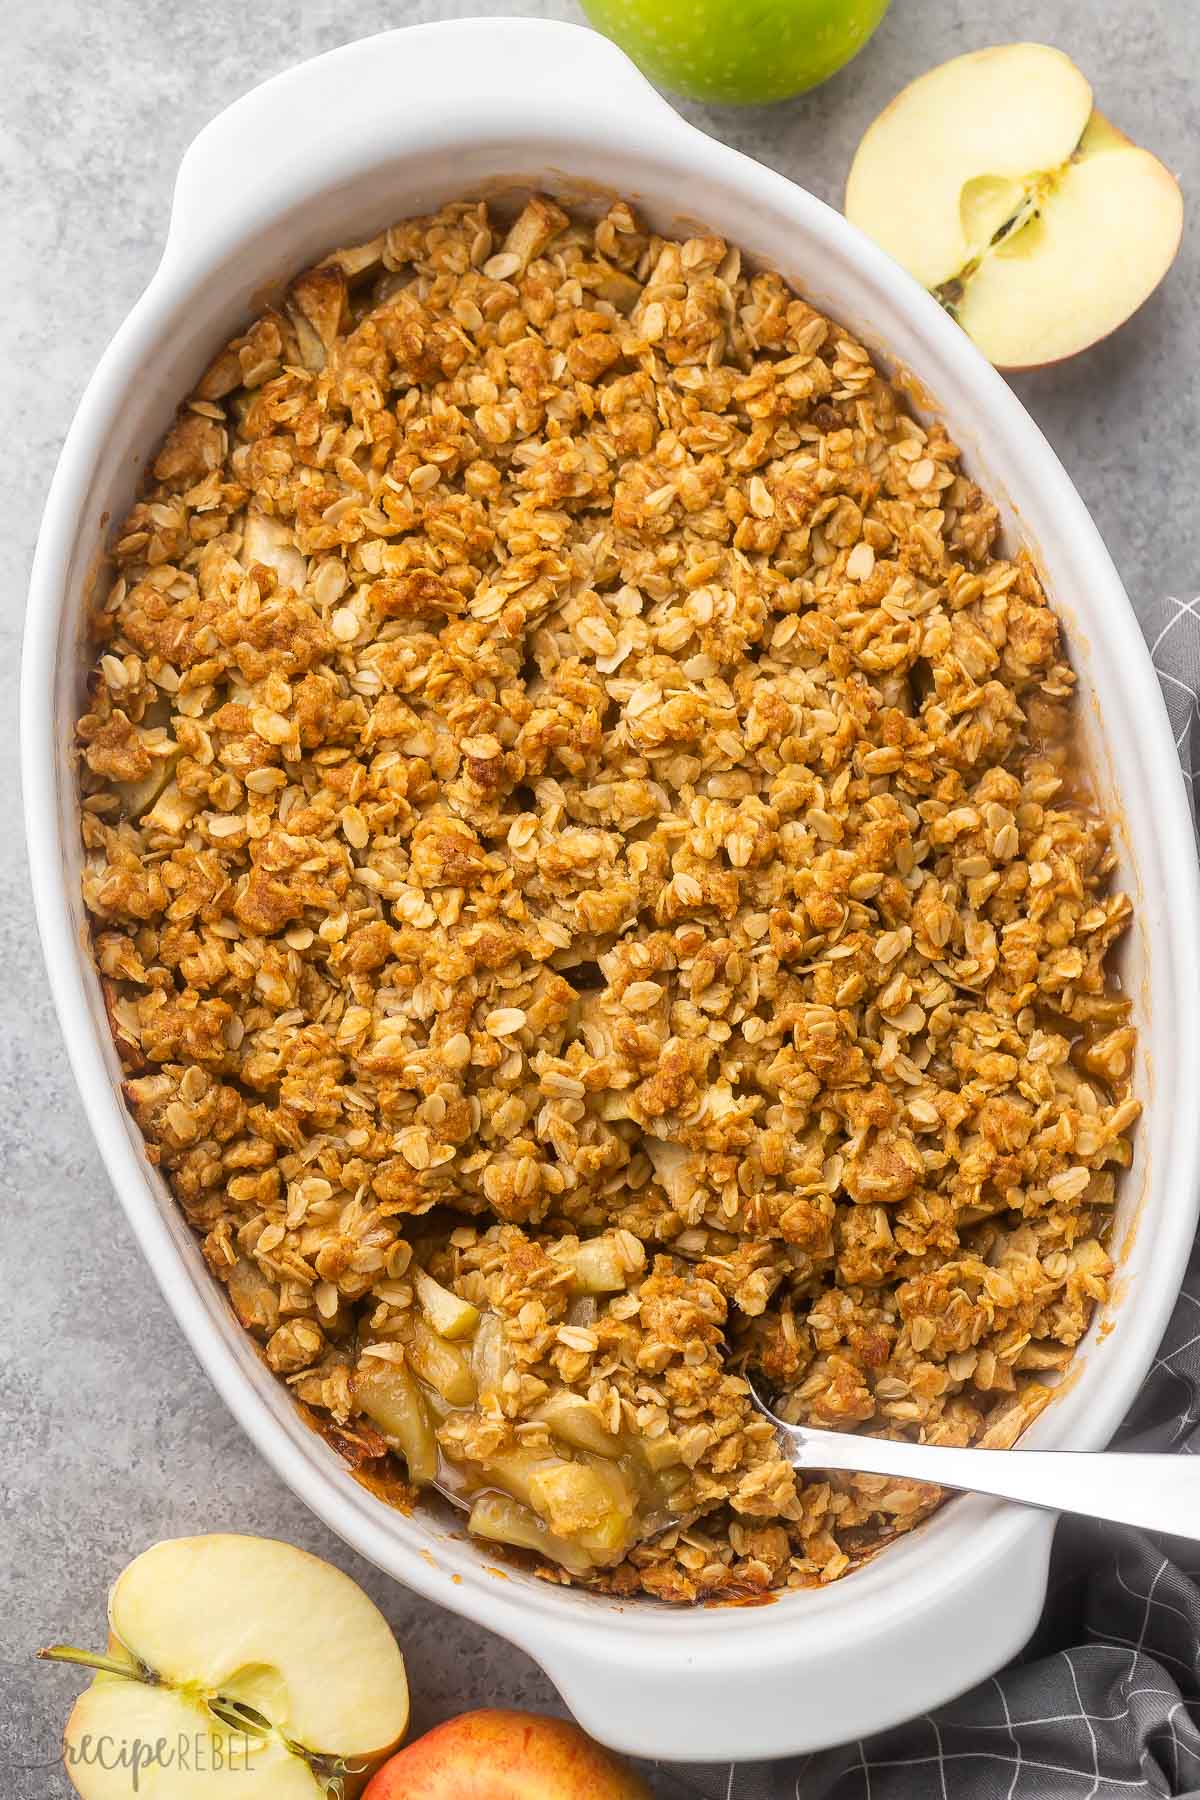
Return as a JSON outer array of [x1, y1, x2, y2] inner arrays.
[[637, 599, 1200, 1800], [1144, 595, 1200, 801]]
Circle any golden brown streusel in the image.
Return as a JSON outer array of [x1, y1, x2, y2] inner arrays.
[[78, 196, 1138, 1601]]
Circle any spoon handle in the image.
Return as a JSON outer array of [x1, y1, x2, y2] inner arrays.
[[782, 1427, 1200, 1539]]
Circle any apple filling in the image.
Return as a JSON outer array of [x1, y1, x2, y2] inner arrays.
[[350, 1255, 694, 1573]]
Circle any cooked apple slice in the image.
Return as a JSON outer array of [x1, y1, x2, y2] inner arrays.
[[554, 1236, 627, 1295], [413, 1267, 480, 1340], [644, 1136, 698, 1213], [43, 1535, 408, 1798], [466, 1494, 594, 1577], [241, 510, 308, 593], [140, 778, 198, 835], [404, 1320, 477, 1407], [845, 44, 1183, 368], [469, 1310, 509, 1398], [533, 1392, 621, 1458], [354, 1357, 438, 1483], [116, 751, 179, 821]]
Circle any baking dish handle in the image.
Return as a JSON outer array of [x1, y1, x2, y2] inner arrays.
[[528, 1513, 1056, 1764], [164, 18, 685, 261]]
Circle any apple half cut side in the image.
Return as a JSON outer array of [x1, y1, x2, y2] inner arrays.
[[845, 43, 1184, 369], [63, 1679, 322, 1800], [42, 1535, 409, 1798]]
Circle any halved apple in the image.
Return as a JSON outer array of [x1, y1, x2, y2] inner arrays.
[[43, 1535, 409, 1797], [845, 44, 1183, 368]]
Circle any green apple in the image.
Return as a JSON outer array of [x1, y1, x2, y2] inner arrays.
[[582, 0, 892, 105]]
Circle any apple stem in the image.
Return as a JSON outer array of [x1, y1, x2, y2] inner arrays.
[[37, 1645, 158, 1684], [283, 1738, 368, 1799]]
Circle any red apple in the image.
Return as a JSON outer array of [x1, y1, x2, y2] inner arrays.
[[362, 1708, 650, 1799]]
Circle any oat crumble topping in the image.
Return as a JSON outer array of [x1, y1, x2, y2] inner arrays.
[[78, 196, 1138, 1600]]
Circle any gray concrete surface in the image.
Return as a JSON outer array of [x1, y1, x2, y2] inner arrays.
[[2, 0, 1196, 1793]]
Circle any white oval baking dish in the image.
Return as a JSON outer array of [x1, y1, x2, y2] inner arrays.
[[22, 18, 1200, 1765]]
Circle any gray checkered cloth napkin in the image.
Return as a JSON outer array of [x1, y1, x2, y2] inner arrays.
[[652, 593, 1200, 1800]]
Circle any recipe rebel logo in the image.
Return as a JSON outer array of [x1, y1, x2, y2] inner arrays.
[[3, 1730, 255, 1793], [64, 1729, 255, 1789]]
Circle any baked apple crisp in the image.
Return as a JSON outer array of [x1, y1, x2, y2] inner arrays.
[[78, 196, 1139, 1600]]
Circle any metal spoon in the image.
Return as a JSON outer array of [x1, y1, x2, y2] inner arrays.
[[748, 1382, 1200, 1539]]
